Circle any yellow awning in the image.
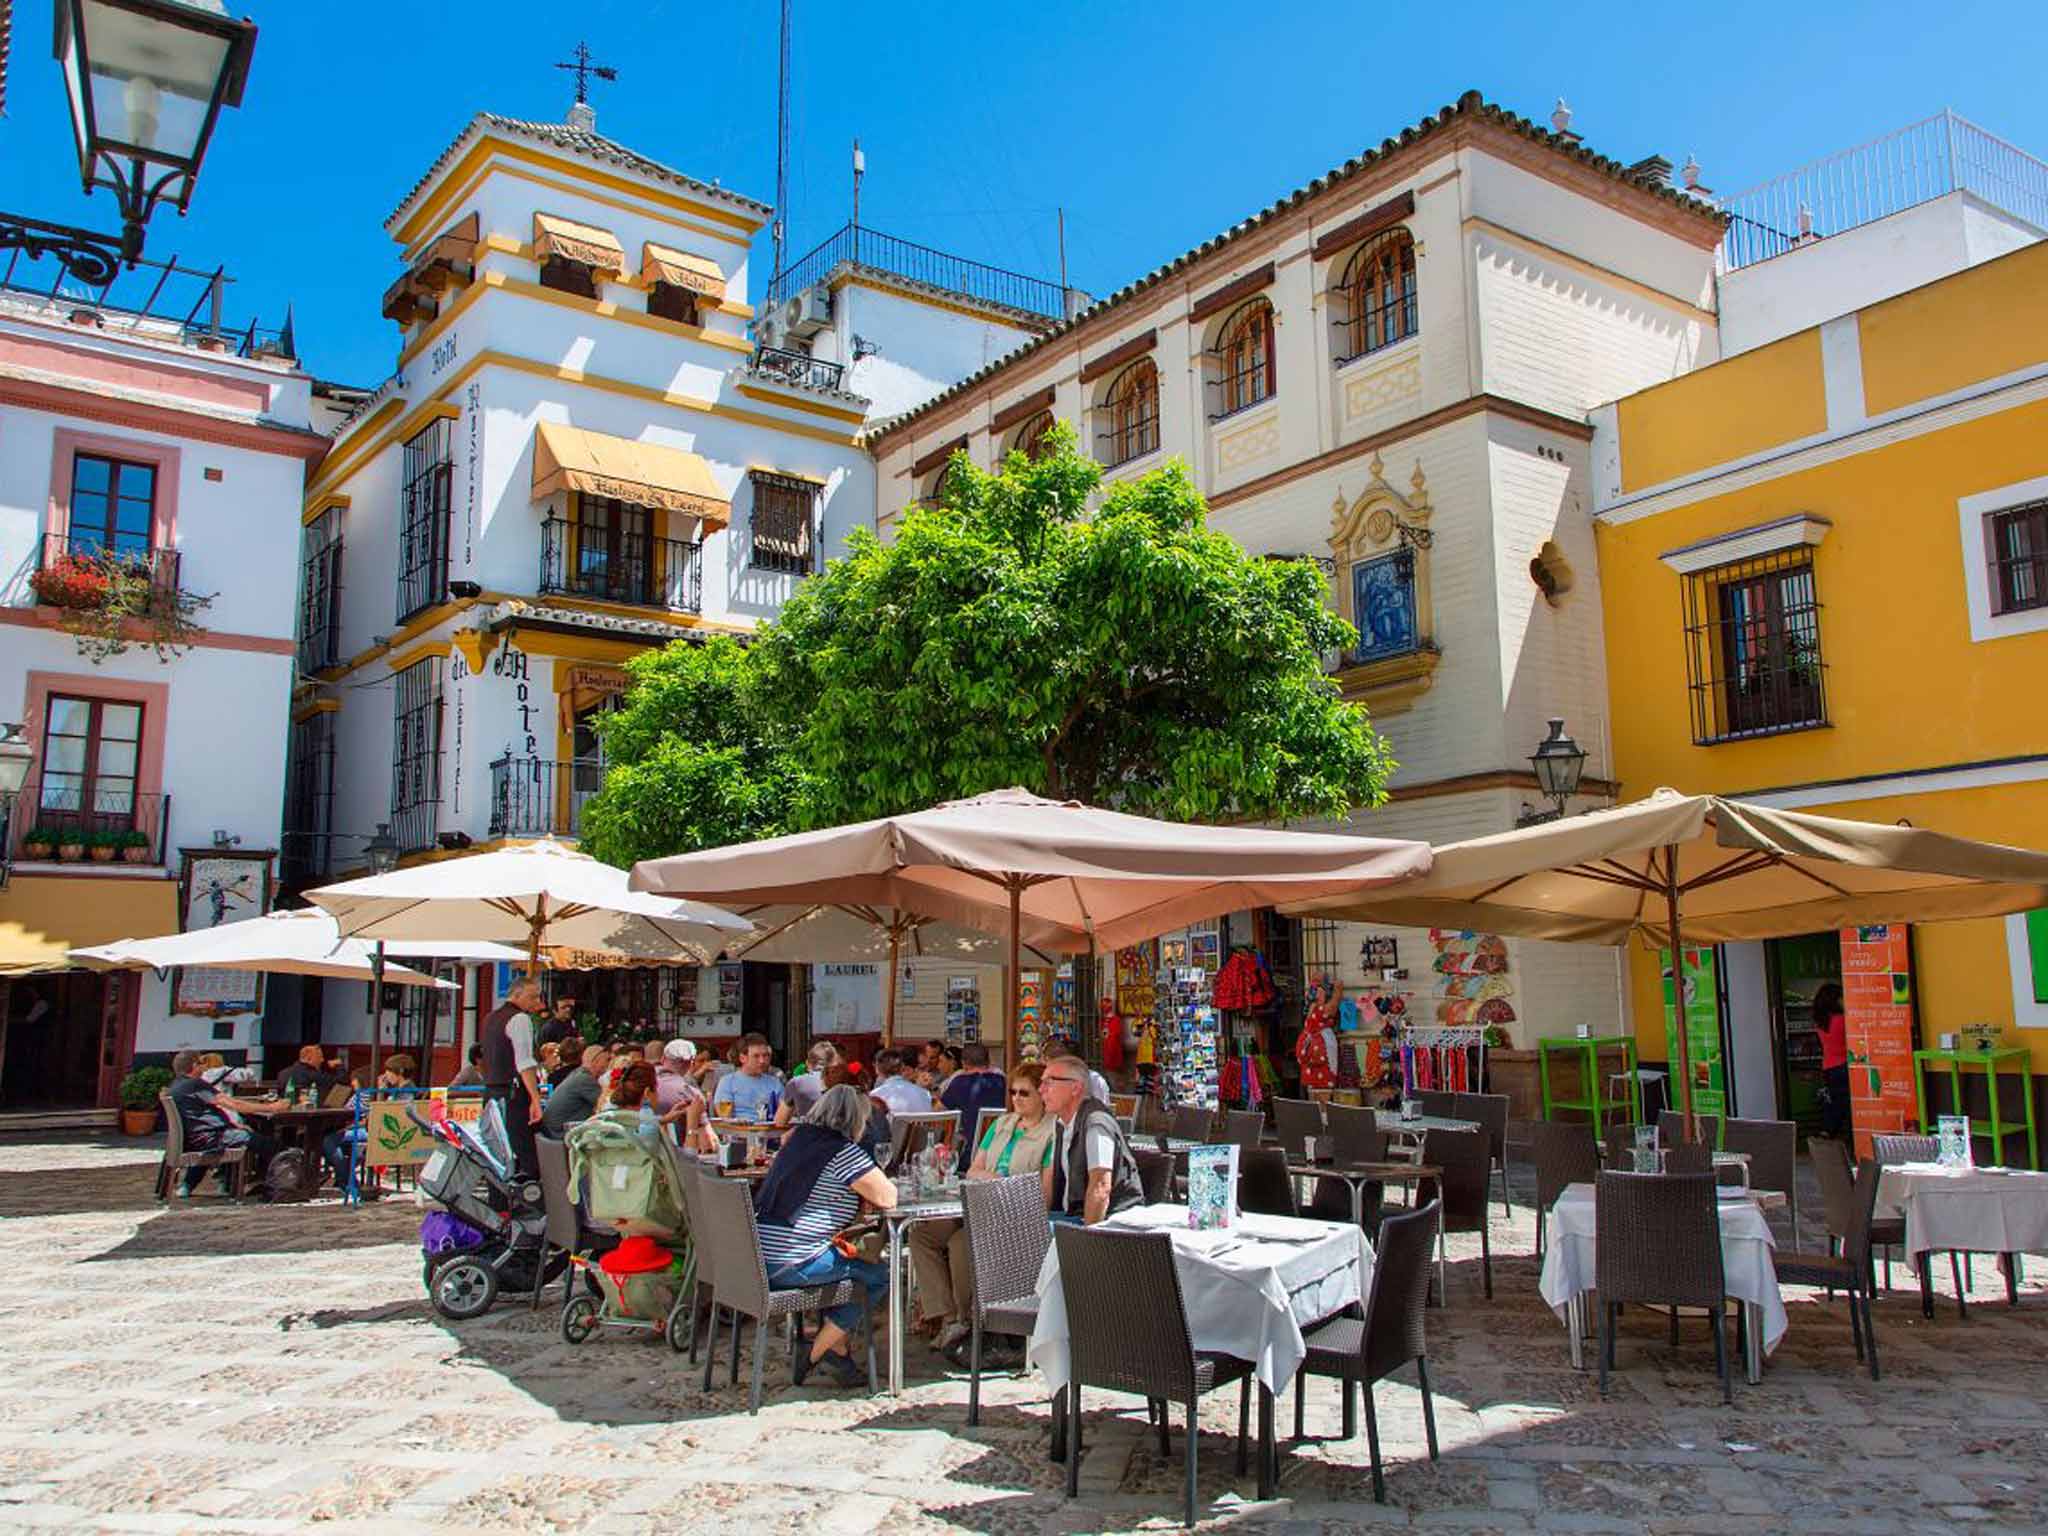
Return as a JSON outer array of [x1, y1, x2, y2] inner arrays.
[[0, 876, 179, 975], [532, 422, 731, 530], [533, 212, 626, 276], [642, 242, 726, 300]]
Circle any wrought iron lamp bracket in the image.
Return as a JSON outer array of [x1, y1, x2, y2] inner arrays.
[[0, 210, 128, 287]]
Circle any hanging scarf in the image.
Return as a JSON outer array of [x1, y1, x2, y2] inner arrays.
[[753, 1123, 853, 1226]]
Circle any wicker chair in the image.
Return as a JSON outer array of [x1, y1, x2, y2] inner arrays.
[[532, 1135, 585, 1312], [1872, 1132, 1969, 1317], [1809, 1134, 1905, 1297], [154, 1090, 248, 1200], [693, 1173, 876, 1412], [1603, 1124, 1637, 1168], [1420, 1127, 1493, 1299], [667, 1152, 716, 1362], [1721, 1117, 1798, 1242], [1529, 1119, 1600, 1257], [1325, 1103, 1387, 1167], [1053, 1224, 1254, 1527], [1663, 1141, 1713, 1176], [1238, 1146, 1299, 1219], [1773, 1153, 1883, 1379], [1659, 1110, 1722, 1149], [1291, 1200, 1441, 1502], [1221, 1110, 1265, 1151], [1594, 1170, 1731, 1402], [1452, 1091, 1511, 1218], [1414, 1090, 1457, 1120], [1133, 1147, 1176, 1205], [1170, 1106, 1217, 1143], [1272, 1097, 1326, 1158], [961, 1172, 1052, 1427]]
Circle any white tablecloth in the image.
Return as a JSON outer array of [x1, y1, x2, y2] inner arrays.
[[1029, 1204, 1371, 1395], [1874, 1163, 2048, 1260], [1537, 1182, 1788, 1354]]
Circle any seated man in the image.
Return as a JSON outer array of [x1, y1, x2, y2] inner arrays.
[[711, 1033, 783, 1122], [1039, 1056, 1145, 1225], [166, 1049, 276, 1196], [448, 1044, 486, 1089], [937, 1041, 1007, 1172], [278, 1043, 343, 1103], [322, 1054, 419, 1192], [870, 1048, 935, 1116], [541, 1043, 613, 1137]]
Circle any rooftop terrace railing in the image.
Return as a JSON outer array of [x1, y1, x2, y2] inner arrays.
[[0, 243, 294, 359], [766, 222, 1066, 319]]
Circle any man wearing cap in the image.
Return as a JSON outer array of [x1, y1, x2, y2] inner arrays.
[[653, 1039, 702, 1116]]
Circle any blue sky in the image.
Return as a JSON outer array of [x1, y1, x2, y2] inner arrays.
[[3, 0, 2042, 386]]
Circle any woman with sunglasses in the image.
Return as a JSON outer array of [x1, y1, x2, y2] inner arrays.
[[909, 1062, 1056, 1359]]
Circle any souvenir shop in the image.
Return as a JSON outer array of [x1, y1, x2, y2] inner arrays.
[[541, 960, 799, 1058]]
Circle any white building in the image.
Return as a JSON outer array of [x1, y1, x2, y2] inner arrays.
[[869, 91, 1730, 1048], [0, 257, 322, 1116]]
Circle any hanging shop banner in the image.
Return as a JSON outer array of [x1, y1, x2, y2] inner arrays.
[[1840, 924, 1918, 1157], [1659, 945, 1726, 1122], [172, 849, 275, 1016]]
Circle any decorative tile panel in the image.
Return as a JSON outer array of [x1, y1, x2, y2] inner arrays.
[[1343, 352, 1422, 421]]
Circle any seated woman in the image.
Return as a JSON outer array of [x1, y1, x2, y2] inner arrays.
[[910, 1062, 1056, 1360], [547, 1035, 585, 1091], [322, 1053, 419, 1193], [752, 1083, 896, 1389]]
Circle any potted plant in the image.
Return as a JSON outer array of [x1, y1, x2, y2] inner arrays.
[[21, 824, 59, 861], [118, 1066, 173, 1135], [28, 553, 112, 610], [57, 828, 87, 861], [88, 829, 119, 863], [117, 828, 153, 864]]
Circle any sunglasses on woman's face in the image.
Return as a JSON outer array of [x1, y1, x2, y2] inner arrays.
[[1011, 1087, 1037, 1098]]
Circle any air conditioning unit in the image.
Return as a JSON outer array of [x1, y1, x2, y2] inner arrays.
[[754, 312, 783, 350], [785, 284, 832, 338]]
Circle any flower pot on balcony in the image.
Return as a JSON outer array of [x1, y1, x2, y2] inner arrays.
[[21, 840, 53, 861], [121, 844, 152, 864], [58, 842, 86, 862], [119, 1108, 158, 1136], [90, 845, 117, 863], [29, 556, 112, 611]]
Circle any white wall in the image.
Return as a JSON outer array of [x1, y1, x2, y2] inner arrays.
[[816, 279, 1045, 422]]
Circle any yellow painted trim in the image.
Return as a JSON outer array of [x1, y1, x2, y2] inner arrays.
[[394, 136, 763, 251], [717, 298, 755, 321], [395, 272, 490, 371], [306, 397, 463, 504], [306, 398, 403, 502], [1461, 215, 1717, 322], [291, 697, 341, 722], [450, 629, 497, 674], [495, 630, 664, 663], [733, 381, 868, 424], [474, 349, 861, 447], [301, 491, 351, 528], [385, 634, 454, 675], [827, 269, 1051, 331], [1333, 647, 1440, 716], [403, 162, 750, 263], [392, 837, 516, 870], [488, 272, 753, 354]]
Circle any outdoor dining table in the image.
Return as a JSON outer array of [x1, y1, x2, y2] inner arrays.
[[1029, 1203, 1372, 1501], [1537, 1181, 1786, 1384], [879, 1190, 965, 1397], [1874, 1162, 2048, 1309], [239, 1101, 356, 1198], [1376, 1110, 1480, 1136]]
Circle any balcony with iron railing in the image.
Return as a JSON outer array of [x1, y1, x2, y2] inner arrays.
[[539, 518, 703, 613], [490, 755, 603, 840], [13, 777, 171, 866], [746, 345, 848, 394], [766, 222, 1068, 319], [0, 244, 294, 359], [28, 530, 181, 610], [1720, 111, 2048, 271]]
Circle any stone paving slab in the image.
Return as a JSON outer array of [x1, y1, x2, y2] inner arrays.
[[2, 1133, 2045, 1533]]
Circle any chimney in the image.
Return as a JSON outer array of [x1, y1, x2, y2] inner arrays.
[[1550, 98, 1582, 144], [567, 100, 596, 133], [1628, 155, 1674, 188]]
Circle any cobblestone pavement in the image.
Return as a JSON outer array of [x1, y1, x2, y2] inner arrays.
[[2, 1133, 2045, 1534]]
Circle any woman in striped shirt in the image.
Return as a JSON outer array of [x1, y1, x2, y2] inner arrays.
[[753, 1083, 897, 1388]]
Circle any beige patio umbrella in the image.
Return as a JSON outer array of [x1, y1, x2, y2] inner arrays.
[[69, 909, 467, 986], [632, 787, 1433, 1069], [1288, 787, 2048, 1136]]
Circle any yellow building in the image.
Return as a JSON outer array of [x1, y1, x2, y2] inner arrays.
[[1591, 239, 2048, 1132]]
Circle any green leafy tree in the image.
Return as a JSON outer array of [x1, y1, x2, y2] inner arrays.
[[580, 425, 1395, 863]]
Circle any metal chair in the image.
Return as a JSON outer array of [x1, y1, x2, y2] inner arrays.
[[1170, 1105, 1216, 1143], [1272, 1096, 1326, 1158], [155, 1090, 248, 1200], [1053, 1224, 1254, 1528], [1221, 1110, 1265, 1151], [1872, 1132, 1970, 1317], [1452, 1091, 1511, 1219], [1529, 1119, 1600, 1257], [693, 1173, 876, 1413], [1594, 1170, 1732, 1403], [1291, 1200, 1441, 1502], [1237, 1146, 1299, 1219], [1420, 1127, 1492, 1300], [1721, 1117, 1798, 1242], [1659, 1110, 1721, 1149], [960, 1172, 1052, 1428], [532, 1135, 587, 1312], [1773, 1153, 1883, 1380], [1133, 1147, 1176, 1205], [668, 1151, 718, 1363]]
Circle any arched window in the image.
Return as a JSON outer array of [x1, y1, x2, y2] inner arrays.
[[924, 461, 959, 504], [1098, 360, 1160, 467], [1009, 410, 1055, 462], [1334, 230, 1417, 364], [1215, 298, 1276, 417]]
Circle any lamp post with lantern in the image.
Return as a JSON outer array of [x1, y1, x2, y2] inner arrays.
[[1520, 717, 1588, 827], [0, 723, 36, 888]]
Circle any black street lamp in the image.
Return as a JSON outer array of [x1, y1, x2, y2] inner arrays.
[[364, 822, 401, 876], [1522, 717, 1587, 826], [2, 1, 257, 284], [0, 722, 36, 888]]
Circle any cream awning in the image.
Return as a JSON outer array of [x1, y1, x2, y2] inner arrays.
[[0, 876, 179, 975], [642, 242, 726, 300], [532, 422, 731, 530], [532, 212, 626, 276]]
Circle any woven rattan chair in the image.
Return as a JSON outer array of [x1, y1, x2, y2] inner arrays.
[[1452, 1091, 1511, 1218], [1238, 1146, 1299, 1219], [1133, 1147, 1176, 1205], [1872, 1132, 1970, 1317], [1721, 1117, 1798, 1242], [668, 1152, 716, 1362], [1774, 1153, 1883, 1379], [1170, 1105, 1217, 1143], [1272, 1097, 1326, 1158], [961, 1172, 1052, 1427], [1809, 1134, 1905, 1296], [1529, 1119, 1600, 1257], [1659, 1110, 1722, 1150], [1595, 1170, 1731, 1402], [1415, 1090, 1457, 1120], [1325, 1103, 1387, 1166], [533, 1135, 585, 1312], [1663, 1141, 1713, 1176], [155, 1090, 248, 1200], [1603, 1124, 1637, 1168], [1291, 1199, 1441, 1502], [693, 1173, 875, 1413], [1053, 1224, 1254, 1527], [1221, 1110, 1265, 1151], [1420, 1127, 1493, 1299]]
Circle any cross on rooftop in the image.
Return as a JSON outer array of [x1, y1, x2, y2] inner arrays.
[[554, 41, 617, 107]]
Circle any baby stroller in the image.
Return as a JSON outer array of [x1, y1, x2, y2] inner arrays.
[[558, 1114, 697, 1351], [412, 1103, 563, 1320]]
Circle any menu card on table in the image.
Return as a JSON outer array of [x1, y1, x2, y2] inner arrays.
[[1186, 1144, 1239, 1230]]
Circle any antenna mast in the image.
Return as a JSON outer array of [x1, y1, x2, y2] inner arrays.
[[772, 0, 792, 285]]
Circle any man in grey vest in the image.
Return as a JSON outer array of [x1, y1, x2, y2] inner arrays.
[[480, 976, 546, 1180], [1040, 1056, 1145, 1224]]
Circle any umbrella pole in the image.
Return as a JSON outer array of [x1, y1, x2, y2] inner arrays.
[[1006, 879, 1022, 1076], [1661, 847, 1697, 1144], [368, 941, 385, 1081], [883, 924, 901, 1048], [525, 898, 547, 981]]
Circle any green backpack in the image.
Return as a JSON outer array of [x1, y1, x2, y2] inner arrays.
[[564, 1113, 688, 1236]]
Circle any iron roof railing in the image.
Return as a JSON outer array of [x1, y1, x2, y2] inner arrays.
[[0, 242, 294, 359], [766, 222, 1065, 319]]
